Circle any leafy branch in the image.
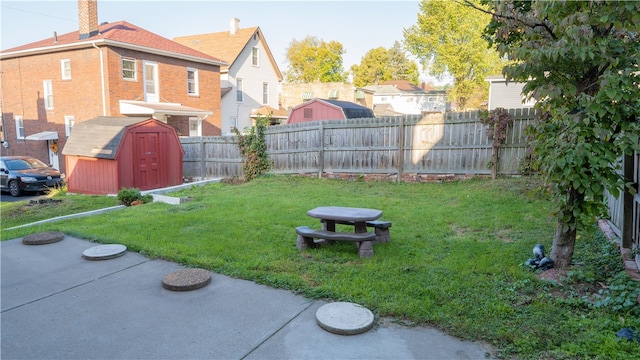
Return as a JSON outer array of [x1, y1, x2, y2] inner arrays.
[[233, 116, 271, 181]]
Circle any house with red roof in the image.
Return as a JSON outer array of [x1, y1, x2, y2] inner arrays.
[[174, 18, 283, 134], [0, 0, 226, 174]]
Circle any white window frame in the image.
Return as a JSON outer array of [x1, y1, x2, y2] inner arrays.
[[187, 68, 199, 96], [262, 82, 269, 105], [236, 78, 244, 103], [252, 47, 259, 66], [15, 116, 24, 139], [143, 61, 159, 103], [64, 116, 75, 137], [61, 59, 71, 80], [43, 80, 54, 109], [122, 58, 137, 81]]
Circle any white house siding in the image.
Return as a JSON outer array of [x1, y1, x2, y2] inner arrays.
[[372, 93, 446, 114], [486, 78, 535, 110], [221, 37, 280, 134]]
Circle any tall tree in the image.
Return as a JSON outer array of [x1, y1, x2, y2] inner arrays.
[[479, 0, 640, 268], [351, 41, 419, 87], [284, 36, 347, 83], [404, 0, 504, 109]]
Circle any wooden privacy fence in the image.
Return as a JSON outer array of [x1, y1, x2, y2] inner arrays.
[[181, 109, 537, 180]]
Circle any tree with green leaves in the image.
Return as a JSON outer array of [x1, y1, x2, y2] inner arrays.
[[478, 0, 640, 268], [284, 36, 347, 83], [351, 41, 420, 87], [404, 0, 505, 109]]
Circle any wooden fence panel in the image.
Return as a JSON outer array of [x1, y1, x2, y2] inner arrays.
[[180, 110, 536, 179]]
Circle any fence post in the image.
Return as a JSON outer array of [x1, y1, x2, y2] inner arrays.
[[200, 136, 205, 180], [318, 122, 324, 178], [397, 117, 404, 183]]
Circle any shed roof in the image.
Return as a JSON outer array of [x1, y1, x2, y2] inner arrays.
[[320, 99, 374, 118], [62, 117, 151, 159]]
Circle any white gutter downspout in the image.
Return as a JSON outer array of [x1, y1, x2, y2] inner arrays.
[[199, 114, 208, 136], [92, 43, 107, 115]]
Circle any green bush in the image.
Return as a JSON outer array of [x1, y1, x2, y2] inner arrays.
[[117, 187, 152, 206]]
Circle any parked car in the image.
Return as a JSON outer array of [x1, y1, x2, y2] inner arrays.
[[0, 156, 65, 197]]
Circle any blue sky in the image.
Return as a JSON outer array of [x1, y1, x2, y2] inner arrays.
[[1, 0, 436, 81]]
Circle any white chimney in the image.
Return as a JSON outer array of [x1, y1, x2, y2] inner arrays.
[[230, 17, 240, 35], [78, 0, 99, 39]]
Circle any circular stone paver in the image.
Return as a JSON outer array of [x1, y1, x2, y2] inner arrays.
[[82, 244, 127, 261], [162, 268, 212, 291], [315, 302, 375, 335], [22, 231, 65, 245]]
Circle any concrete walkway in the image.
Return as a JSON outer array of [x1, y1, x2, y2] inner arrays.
[[1, 235, 495, 359]]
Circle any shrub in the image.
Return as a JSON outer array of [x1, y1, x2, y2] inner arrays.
[[117, 187, 152, 206]]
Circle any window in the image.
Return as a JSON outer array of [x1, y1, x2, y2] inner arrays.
[[428, 96, 437, 102], [304, 108, 313, 119], [64, 116, 75, 137], [302, 92, 313, 100], [189, 118, 201, 136], [15, 116, 24, 139], [43, 80, 53, 109], [252, 47, 259, 66], [262, 82, 269, 105], [143, 61, 159, 102], [236, 78, 244, 102], [187, 68, 199, 96], [230, 116, 237, 132], [406, 97, 414, 102], [328, 89, 339, 99], [61, 59, 71, 80], [122, 58, 136, 80]]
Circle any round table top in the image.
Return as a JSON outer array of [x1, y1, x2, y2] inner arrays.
[[307, 206, 382, 222]]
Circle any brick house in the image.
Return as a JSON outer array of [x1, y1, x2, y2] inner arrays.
[[0, 0, 226, 174]]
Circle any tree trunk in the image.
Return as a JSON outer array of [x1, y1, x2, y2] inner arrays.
[[550, 219, 577, 268], [550, 188, 581, 268]]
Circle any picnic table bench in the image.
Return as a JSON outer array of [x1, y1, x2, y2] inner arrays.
[[296, 206, 384, 258], [323, 219, 392, 243]]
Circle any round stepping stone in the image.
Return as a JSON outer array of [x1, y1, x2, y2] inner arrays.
[[315, 302, 375, 335], [22, 231, 65, 245], [162, 268, 211, 291], [82, 244, 127, 261]]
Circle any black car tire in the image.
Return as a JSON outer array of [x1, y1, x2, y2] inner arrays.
[[9, 180, 22, 197]]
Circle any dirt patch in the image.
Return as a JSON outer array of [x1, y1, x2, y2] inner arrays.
[[221, 177, 246, 185], [536, 268, 568, 283]]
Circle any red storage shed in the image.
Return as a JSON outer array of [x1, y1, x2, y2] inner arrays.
[[287, 98, 374, 124], [62, 116, 184, 195]]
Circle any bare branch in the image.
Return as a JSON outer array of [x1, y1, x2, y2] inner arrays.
[[456, 0, 558, 40]]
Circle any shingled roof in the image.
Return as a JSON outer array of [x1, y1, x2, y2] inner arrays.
[[174, 27, 282, 80], [62, 117, 151, 159], [1, 21, 226, 66]]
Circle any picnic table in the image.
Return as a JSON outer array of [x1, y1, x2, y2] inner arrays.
[[296, 206, 385, 258]]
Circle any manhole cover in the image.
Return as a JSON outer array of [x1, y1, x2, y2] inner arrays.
[[162, 268, 211, 291], [22, 231, 65, 245], [315, 302, 375, 335], [82, 244, 127, 260]]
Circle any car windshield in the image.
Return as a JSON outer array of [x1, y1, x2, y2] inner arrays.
[[5, 158, 49, 170]]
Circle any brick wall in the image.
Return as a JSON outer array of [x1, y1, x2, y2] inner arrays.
[[1, 45, 222, 173], [279, 82, 371, 112]]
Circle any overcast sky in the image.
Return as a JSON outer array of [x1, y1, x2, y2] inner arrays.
[[1, 0, 448, 82]]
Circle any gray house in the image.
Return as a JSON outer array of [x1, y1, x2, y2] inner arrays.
[[485, 76, 536, 110]]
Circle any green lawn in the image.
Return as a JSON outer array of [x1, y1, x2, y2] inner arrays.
[[2, 176, 639, 359]]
